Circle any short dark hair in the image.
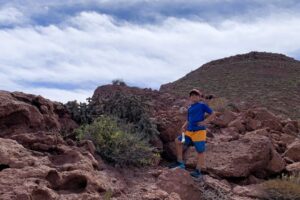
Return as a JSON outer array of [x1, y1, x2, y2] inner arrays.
[[189, 89, 201, 96]]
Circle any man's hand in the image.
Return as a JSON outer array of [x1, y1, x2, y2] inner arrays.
[[198, 112, 218, 126]]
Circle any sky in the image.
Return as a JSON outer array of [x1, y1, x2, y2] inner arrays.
[[0, 0, 300, 102]]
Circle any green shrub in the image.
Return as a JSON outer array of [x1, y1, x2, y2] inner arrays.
[[75, 115, 159, 166], [112, 79, 127, 86], [65, 100, 92, 124], [262, 173, 300, 200], [90, 92, 160, 141]]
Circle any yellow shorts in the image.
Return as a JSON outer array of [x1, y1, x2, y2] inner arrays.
[[185, 130, 206, 142]]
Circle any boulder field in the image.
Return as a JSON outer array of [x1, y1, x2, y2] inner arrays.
[[0, 88, 299, 200]]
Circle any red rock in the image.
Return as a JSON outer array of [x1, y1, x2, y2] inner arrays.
[[245, 128, 270, 137], [219, 127, 240, 142], [205, 134, 272, 178], [157, 169, 204, 200], [251, 108, 279, 122], [245, 119, 262, 131], [283, 122, 299, 135], [228, 118, 246, 133], [280, 134, 296, 146], [283, 140, 300, 162], [266, 148, 286, 174], [232, 185, 268, 199], [262, 120, 283, 131], [202, 175, 232, 193], [78, 140, 96, 155], [0, 91, 77, 136], [286, 162, 300, 173], [211, 110, 237, 127]]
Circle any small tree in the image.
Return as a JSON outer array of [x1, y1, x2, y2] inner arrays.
[[112, 79, 127, 86]]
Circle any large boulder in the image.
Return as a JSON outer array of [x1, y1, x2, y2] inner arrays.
[[205, 134, 273, 178], [211, 110, 237, 128]]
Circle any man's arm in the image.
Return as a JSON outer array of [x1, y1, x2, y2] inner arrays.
[[181, 120, 188, 132]]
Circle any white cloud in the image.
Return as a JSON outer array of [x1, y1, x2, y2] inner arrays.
[[0, 10, 300, 102], [0, 6, 27, 26]]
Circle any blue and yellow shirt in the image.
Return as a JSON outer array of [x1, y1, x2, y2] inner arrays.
[[187, 102, 213, 131]]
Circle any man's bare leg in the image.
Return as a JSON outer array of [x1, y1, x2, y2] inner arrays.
[[196, 152, 205, 171], [175, 138, 183, 163]]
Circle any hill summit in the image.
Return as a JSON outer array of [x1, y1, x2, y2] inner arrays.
[[160, 52, 300, 119]]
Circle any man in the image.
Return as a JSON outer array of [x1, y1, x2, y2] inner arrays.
[[170, 89, 214, 178]]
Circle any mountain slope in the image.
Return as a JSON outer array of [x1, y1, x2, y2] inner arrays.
[[160, 52, 300, 119]]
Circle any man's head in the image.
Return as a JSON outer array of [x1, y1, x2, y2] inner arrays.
[[189, 89, 201, 103]]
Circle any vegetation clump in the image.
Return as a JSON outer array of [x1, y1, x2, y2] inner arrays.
[[262, 173, 300, 200], [75, 115, 159, 166]]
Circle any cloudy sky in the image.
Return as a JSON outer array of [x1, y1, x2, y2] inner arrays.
[[0, 0, 300, 102]]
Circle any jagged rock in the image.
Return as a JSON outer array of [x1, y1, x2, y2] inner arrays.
[[262, 120, 283, 131], [283, 140, 300, 162], [232, 185, 268, 199], [228, 118, 246, 133], [286, 162, 300, 173], [0, 137, 125, 200], [211, 110, 237, 128], [202, 175, 232, 193], [0, 91, 77, 135], [283, 121, 299, 135], [280, 133, 296, 146], [266, 148, 286, 174]]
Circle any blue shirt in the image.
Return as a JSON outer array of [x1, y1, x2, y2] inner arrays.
[[187, 102, 213, 131]]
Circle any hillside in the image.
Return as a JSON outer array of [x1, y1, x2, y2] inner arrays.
[[160, 52, 300, 119]]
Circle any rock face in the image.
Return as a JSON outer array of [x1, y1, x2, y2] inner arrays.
[[0, 137, 126, 200], [0, 91, 77, 136], [0, 90, 202, 200], [205, 134, 272, 178], [1, 85, 300, 200]]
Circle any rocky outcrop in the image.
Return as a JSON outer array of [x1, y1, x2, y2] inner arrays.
[[0, 91, 77, 136], [0, 137, 126, 199]]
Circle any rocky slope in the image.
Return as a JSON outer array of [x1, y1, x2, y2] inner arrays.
[[1, 85, 300, 199], [160, 52, 300, 119]]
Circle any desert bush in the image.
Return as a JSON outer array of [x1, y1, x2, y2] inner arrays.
[[112, 79, 127, 86], [75, 115, 159, 166], [262, 173, 300, 200], [65, 100, 92, 124], [90, 92, 160, 141], [208, 97, 229, 112]]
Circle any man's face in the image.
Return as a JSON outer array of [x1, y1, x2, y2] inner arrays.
[[189, 94, 200, 103]]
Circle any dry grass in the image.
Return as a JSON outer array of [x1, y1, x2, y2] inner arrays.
[[262, 173, 300, 200], [208, 97, 229, 112]]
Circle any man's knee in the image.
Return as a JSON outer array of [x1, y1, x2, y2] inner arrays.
[[198, 151, 205, 157]]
